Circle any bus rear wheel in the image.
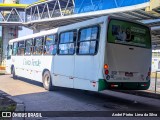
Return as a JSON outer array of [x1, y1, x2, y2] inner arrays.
[[42, 71, 53, 91]]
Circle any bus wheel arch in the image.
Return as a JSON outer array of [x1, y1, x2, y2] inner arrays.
[[42, 69, 54, 91], [42, 69, 49, 76]]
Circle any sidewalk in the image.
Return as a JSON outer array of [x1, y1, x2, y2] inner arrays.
[[113, 90, 160, 100], [111, 78, 160, 100], [149, 78, 160, 93], [0, 70, 6, 75], [102, 90, 160, 108]]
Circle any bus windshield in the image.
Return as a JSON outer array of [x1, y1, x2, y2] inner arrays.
[[108, 19, 151, 49]]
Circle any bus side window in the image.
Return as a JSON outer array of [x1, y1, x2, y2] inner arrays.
[[13, 42, 18, 55], [17, 41, 25, 56], [44, 34, 57, 55], [58, 30, 76, 55], [77, 26, 99, 55], [25, 39, 33, 55], [34, 37, 44, 55]]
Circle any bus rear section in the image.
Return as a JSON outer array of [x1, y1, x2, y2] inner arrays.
[[103, 18, 151, 90]]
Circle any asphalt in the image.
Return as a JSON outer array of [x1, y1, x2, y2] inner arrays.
[[0, 75, 160, 120]]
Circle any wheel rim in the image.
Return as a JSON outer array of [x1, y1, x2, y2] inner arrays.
[[44, 74, 50, 87]]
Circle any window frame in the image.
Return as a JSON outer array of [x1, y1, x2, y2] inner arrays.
[[17, 40, 25, 56], [107, 18, 151, 49], [33, 36, 44, 55], [43, 34, 58, 55], [76, 25, 100, 55], [58, 29, 77, 55], [12, 42, 18, 56], [25, 38, 34, 56]]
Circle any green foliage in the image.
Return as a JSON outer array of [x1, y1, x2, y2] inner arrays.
[[0, 104, 16, 112]]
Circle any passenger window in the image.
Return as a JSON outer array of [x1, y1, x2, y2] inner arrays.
[[78, 26, 99, 55], [13, 42, 18, 55], [34, 37, 44, 55], [17, 41, 25, 55], [58, 31, 76, 55], [44, 34, 57, 55], [25, 39, 33, 55]]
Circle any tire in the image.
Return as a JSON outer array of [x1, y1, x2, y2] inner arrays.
[[42, 71, 54, 91], [12, 67, 17, 80]]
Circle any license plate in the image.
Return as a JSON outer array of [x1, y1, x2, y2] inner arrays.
[[125, 72, 133, 77]]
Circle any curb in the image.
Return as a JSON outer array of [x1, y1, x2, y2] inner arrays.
[[112, 90, 160, 100], [102, 90, 160, 108], [0, 90, 25, 120], [0, 70, 6, 75]]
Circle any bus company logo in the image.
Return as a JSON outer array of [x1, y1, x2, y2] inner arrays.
[[2, 112, 11, 117], [1, 112, 42, 118], [23, 59, 41, 66]]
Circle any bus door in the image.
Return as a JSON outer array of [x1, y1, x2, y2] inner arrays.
[[53, 30, 77, 88]]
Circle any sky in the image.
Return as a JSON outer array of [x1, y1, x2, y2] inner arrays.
[[0, 0, 38, 4], [19, 27, 33, 37], [18, 0, 38, 37]]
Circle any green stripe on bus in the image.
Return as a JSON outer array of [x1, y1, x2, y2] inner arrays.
[[98, 79, 150, 91], [98, 79, 108, 91]]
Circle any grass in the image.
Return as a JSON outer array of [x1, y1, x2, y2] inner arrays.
[[0, 96, 16, 112], [0, 104, 16, 111]]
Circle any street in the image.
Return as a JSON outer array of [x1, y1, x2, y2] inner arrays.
[[0, 0, 160, 120], [0, 75, 160, 120]]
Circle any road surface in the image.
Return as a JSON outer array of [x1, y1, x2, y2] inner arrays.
[[0, 75, 160, 120]]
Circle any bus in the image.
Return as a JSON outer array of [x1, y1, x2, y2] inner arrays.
[[6, 16, 152, 91]]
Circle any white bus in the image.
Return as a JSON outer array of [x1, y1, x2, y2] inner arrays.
[[6, 16, 152, 91]]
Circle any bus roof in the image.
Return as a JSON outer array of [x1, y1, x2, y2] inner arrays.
[[9, 16, 108, 43], [9, 15, 149, 43], [9, 28, 58, 43]]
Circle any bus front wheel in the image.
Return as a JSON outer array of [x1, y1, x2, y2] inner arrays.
[[42, 71, 54, 91]]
